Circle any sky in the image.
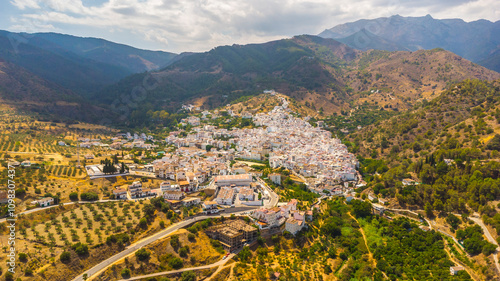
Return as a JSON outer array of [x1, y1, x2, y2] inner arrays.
[[1, 0, 499, 54]]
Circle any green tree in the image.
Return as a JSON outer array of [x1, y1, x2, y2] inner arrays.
[[69, 192, 79, 201], [139, 217, 148, 228], [135, 248, 151, 261], [60, 251, 71, 263], [18, 252, 28, 262], [169, 257, 184, 269], [181, 271, 196, 281], [351, 200, 372, 218], [446, 214, 460, 229], [425, 203, 433, 218], [71, 242, 89, 256], [121, 268, 131, 278]]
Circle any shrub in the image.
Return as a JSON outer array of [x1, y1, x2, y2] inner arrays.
[[121, 268, 131, 278], [179, 246, 189, 258], [170, 235, 180, 248], [80, 192, 98, 201], [169, 257, 183, 269], [71, 242, 89, 256], [181, 271, 196, 281], [16, 188, 26, 197], [18, 252, 28, 262], [135, 248, 151, 261], [69, 192, 79, 201], [5, 272, 14, 281], [59, 251, 71, 263], [139, 217, 148, 228]]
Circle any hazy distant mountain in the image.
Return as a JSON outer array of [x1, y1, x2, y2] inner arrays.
[[336, 29, 409, 52], [0, 30, 178, 96], [319, 15, 500, 72]]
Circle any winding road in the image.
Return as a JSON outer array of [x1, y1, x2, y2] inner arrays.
[[469, 213, 500, 275], [72, 209, 254, 281]]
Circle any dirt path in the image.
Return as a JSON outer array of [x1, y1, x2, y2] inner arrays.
[[206, 263, 233, 281], [347, 211, 388, 279], [347, 212, 376, 267]]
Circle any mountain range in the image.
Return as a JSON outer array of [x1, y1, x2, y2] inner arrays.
[[319, 14, 500, 72], [98, 34, 499, 127], [0, 15, 499, 125], [0, 30, 178, 96]]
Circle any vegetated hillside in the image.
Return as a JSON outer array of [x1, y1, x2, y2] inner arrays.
[[0, 31, 129, 97], [97, 35, 357, 125], [0, 59, 112, 122], [29, 32, 178, 73], [344, 49, 500, 111], [0, 30, 178, 97], [348, 79, 500, 163], [347, 80, 500, 235], [319, 14, 500, 71], [98, 35, 500, 128]]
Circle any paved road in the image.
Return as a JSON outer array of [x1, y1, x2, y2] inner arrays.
[[469, 213, 500, 275], [73, 211, 249, 281], [117, 253, 235, 281], [257, 177, 279, 208]]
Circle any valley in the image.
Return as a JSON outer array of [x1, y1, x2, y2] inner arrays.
[[0, 11, 498, 281]]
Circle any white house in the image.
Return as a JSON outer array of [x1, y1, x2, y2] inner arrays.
[[450, 266, 464, 275], [113, 188, 127, 199], [182, 197, 201, 207], [38, 197, 54, 207], [215, 187, 235, 205], [163, 191, 185, 201], [214, 174, 252, 187], [269, 173, 281, 185], [202, 201, 218, 211], [238, 187, 254, 201], [129, 181, 143, 199], [160, 181, 179, 193], [251, 207, 281, 228], [285, 217, 304, 235]]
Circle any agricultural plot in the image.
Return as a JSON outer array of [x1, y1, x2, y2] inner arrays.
[[20, 201, 145, 247]]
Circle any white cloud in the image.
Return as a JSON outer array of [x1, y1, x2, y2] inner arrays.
[[10, 0, 40, 10], [6, 0, 500, 53]]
